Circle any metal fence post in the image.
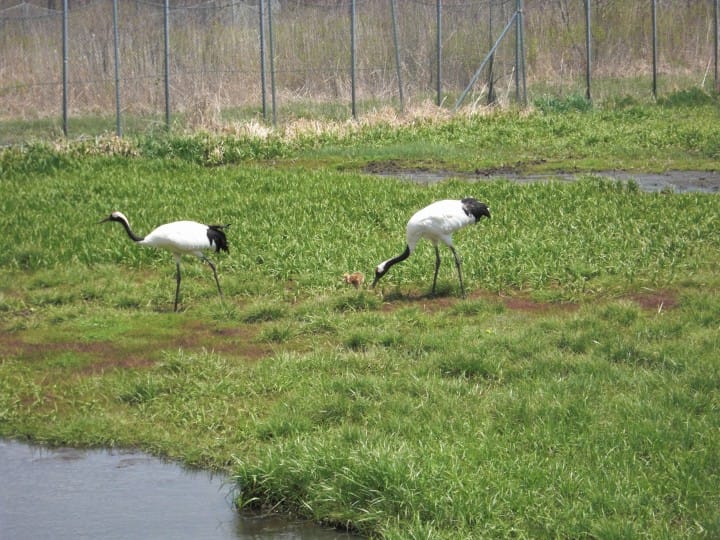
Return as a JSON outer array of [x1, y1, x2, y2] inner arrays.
[[436, 0, 442, 106], [351, 0, 357, 119], [715, 0, 719, 92], [112, 0, 122, 137], [163, 0, 170, 129], [62, 0, 68, 137], [652, 0, 657, 98], [259, 0, 267, 121], [518, 0, 527, 105], [390, 0, 404, 111], [585, 0, 592, 101], [713, 0, 720, 92], [487, 1, 495, 105], [515, 0, 521, 103], [267, 0, 277, 126]]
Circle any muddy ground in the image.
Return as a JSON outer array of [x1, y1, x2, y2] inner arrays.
[[365, 162, 720, 193]]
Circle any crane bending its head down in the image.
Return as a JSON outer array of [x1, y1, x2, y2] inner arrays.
[[100, 211, 229, 311], [372, 198, 490, 297]]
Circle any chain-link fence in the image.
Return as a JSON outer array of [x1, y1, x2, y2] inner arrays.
[[1, 0, 718, 144]]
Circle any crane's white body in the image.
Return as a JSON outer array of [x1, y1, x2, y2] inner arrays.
[[101, 211, 229, 311], [141, 221, 221, 261], [405, 199, 477, 252], [373, 198, 490, 296]]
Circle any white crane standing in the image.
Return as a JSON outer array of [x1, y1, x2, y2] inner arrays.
[[100, 211, 229, 311], [372, 198, 490, 297]]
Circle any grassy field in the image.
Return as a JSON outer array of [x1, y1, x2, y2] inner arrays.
[[1, 97, 719, 538]]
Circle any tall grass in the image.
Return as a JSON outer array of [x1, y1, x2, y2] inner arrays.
[[1, 156, 717, 299], [1, 102, 719, 296]]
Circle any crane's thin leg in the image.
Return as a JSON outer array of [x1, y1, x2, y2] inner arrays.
[[449, 246, 465, 297], [431, 245, 441, 295], [204, 257, 223, 299], [174, 261, 182, 312]]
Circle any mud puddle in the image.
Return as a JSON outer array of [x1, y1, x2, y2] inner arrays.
[[365, 163, 720, 193]]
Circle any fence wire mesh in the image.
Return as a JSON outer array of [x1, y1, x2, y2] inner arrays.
[[0, 0, 717, 143]]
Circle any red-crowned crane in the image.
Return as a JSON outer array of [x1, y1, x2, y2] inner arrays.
[[100, 211, 229, 311], [372, 198, 490, 297]]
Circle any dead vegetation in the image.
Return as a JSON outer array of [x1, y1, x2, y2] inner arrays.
[[1, 0, 716, 128]]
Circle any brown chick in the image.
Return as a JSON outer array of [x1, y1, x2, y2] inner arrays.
[[343, 271, 365, 289]]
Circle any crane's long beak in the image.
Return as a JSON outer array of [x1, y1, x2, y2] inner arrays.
[[98, 216, 111, 224]]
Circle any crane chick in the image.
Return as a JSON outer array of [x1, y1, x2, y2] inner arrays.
[[100, 211, 229, 311], [372, 198, 490, 297], [343, 271, 365, 289]]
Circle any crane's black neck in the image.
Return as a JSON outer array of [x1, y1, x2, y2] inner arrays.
[[373, 245, 411, 286], [385, 245, 411, 270], [116, 217, 144, 243]]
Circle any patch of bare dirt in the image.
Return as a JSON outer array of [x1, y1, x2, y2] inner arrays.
[[628, 290, 679, 311], [375, 288, 680, 316], [501, 296, 579, 313], [378, 294, 456, 313], [0, 335, 157, 374], [0, 320, 271, 376], [376, 288, 576, 314], [179, 321, 270, 360]]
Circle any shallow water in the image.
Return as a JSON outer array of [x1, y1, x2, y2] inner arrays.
[[0, 439, 354, 540], [369, 166, 720, 193]]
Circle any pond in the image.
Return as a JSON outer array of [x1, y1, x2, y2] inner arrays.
[[0, 439, 355, 540]]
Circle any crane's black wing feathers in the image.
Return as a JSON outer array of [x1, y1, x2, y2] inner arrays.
[[207, 224, 230, 253], [461, 198, 491, 221]]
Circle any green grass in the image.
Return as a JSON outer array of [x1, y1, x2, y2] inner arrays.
[[1, 159, 716, 298], [1, 101, 719, 538]]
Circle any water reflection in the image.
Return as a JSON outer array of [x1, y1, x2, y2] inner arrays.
[[0, 439, 354, 540]]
